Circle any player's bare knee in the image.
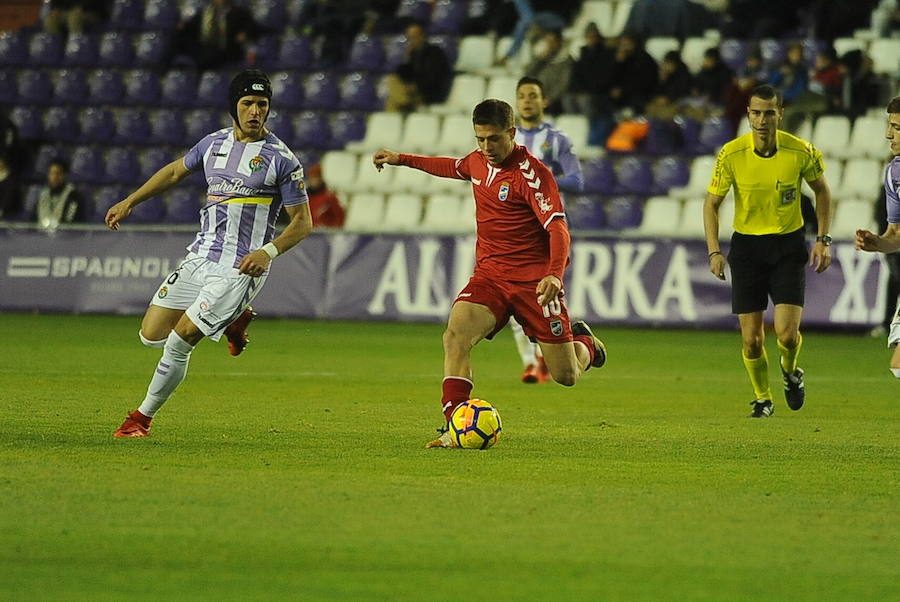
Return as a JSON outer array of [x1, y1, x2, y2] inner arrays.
[[742, 337, 764, 357], [442, 328, 471, 353]]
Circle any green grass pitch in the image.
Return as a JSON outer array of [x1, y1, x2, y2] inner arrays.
[[1, 313, 898, 600]]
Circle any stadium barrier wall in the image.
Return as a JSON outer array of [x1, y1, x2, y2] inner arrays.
[[0, 227, 889, 328]]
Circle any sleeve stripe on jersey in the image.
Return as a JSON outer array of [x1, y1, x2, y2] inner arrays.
[[454, 158, 466, 180], [542, 212, 565, 229]]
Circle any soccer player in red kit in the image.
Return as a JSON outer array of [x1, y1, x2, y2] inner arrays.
[[372, 99, 607, 448]]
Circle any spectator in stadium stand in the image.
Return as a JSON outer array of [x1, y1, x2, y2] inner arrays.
[[495, 0, 567, 66], [106, 70, 314, 438], [169, 0, 263, 70], [563, 22, 615, 117], [608, 33, 658, 117], [523, 29, 573, 114], [0, 109, 24, 174], [766, 42, 808, 104], [298, 0, 368, 68], [0, 156, 20, 221], [782, 46, 845, 132], [384, 20, 452, 112], [839, 49, 886, 119], [306, 163, 346, 228], [43, 0, 109, 35], [372, 99, 607, 448], [35, 158, 84, 229], [645, 49, 695, 120]]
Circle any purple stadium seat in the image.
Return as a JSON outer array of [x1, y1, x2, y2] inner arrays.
[[303, 72, 339, 110], [105, 147, 141, 185], [339, 72, 379, 111], [165, 188, 202, 223], [651, 156, 690, 195], [93, 185, 125, 221], [183, 108, 226, 143], [196, 70, 230, 107], [802, 39, 826, 68], [28, 32, 65, 66], [18, 70, 54, 106], [605, 195, 644, 230], [345, 35, 385, 72], [54, 69, 90, 105], [429, 0, 465, 35], [19, 184, 43, 221], [264, 111, 295, 147], [564, 195, 607, 230], [252, 35, 280, 69], [10, 106, 43, 141], [696, 116, 734, 154], [641, 119, 680, 155], [87, 69, 125, 105], [128, 196, 166, 223], [277, 35, 314, 70], [383, 34, 408, 72], [144, 0, 179, 30], [42, 107, 80, 143], [330, 112, 365, 147], [122, 69, 162, 106], [397, 0, 431, 22], [113, 108, 152, 144], [70, 145, 107, 184], [138, 147, 171, 181], [269, 71, 305, 109], [428, 35, 458, 67], [673, 115, 702, 156], [251, 0, 286, 31], [30, 145, 66, 181], [160, 70, 198, 107], [0, 71, 18, 105], [79, 107, 114, 143], [0, 30, 28, 67], [63, 33, 99, 67], [615, 157, 654, 196], [759, 38, 786, 69], [581, 157, 616, 195], [148, 108, 187, 146], [98, 32, 135, 67], [134, 31, 170, 66], [718, 39, 748, 72], [292, 111, 332, 150], [109, 0, 144, 30]]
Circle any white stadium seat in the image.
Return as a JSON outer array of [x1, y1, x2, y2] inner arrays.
[[835, 158, 883, 201], [645, 36, 680, 65], [848, 115, 890, 159], [677, 198, 705, 238], [437, 113, 477, 156], [431, 74, 486, 115], [484, 74, 519, 110], [454, 35, 495, 74], [319, 150, 357, 194], [399, 112, 441, 154], [554, 114, 590, 151], [867, 38, 900, 75], [669, 155, 716, 200], [833, 37, 866, 57], [421, 193, 465, 231], [343, 193, 385, 230], [638, 196, 681, 236], [347, 153, 393, 194], [392, 166, 432, 194], [811, 115, 851, 161], [831, 199, 875, 240], [345, 111, 404, 153], [381, 193, 424, 231], [681, 37, 713, 73]]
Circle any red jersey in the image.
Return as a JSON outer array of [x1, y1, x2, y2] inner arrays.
[[400, 145, 568, 282]]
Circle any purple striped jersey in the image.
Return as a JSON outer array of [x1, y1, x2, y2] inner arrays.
[[183, 127, 308, 268], [515, 122, 584, 193], [886, 156, 900, 224]]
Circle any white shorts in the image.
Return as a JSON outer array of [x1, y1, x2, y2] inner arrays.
[[150, 253, 267, 341]]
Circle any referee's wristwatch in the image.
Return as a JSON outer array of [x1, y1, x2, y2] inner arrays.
[[816, 234, 833, 246]]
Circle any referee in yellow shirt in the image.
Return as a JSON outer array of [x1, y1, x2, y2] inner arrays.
[[703, 84, 833, 418]]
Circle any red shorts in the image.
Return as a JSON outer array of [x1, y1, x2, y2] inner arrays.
[[454, 273, 573, 344]]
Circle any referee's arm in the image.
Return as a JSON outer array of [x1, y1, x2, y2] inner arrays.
[[703, 192, 727, 280], [807, 175, 833, 273]]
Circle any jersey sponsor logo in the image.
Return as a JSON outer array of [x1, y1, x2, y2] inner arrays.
[[248, 155, 264, 172], [535, 191, 552, 214], [499, 181, 510, 201]]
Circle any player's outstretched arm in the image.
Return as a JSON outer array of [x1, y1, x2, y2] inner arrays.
[[373, 149, 401, 172], [105, 158, 191, 230], [857, 223, 900, 254]]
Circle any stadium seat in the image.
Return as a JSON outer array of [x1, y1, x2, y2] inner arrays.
[[339, 72, 379, 111], [264, 110, 295, 147], [19, 184, 42, 221], [105, 147, 141, 185], [345, 34, 385, 72], [392, 166, 431, 194], [832, 199, 875, 240], [93, 185, 124, 221], [421, 193, 464, 231], [0, 30, 28, 67], [833, 37, 866, 58], [161, 70, 198, 108], [868, 38, 900, 75], [554, 114, 592, 154], [42, 107, 80, 143], [128, 196, 167, 223], [428, 35, 458, 69], [28, 32, 65, 66], [803, 158, 843, 200], [431, 74, 486, 115], [330, 111, 366, 148], [144, 0, 179, 29], [811, 115, 851, 161], [113, 108, 152, 144], [319, 151, 358, 194], [138, 147, 172, 181], [436, 113, 476, 156], [79, 107, 114, 144], [581, 157, 616, 195], [30, 144, 66, 181], [716, 194, 735, 240], [605, 195, 643, 230], [346, 111, 404, 153], [759, 38, 787, 69], [382, 193, 424, 231], [383, 34, 409, 72], [184, 108, 226, 143], [98, 32, 135, 67], [564, 195, 606, 230], [147, 108, 187, 146], [615, 157, 654, 196], [668, 155, 716, 200], [652, 157, 690, 195], [680, 37, 712, 73], [569, 1, 613, 39], [69, 145, 107, 183], [676, 198, 706, 238], [269, 70, 305, 110], [277, 35, 314, 70], [834, 158, 883, 202], [64, 33, 99, 67], [399, 113, 441, 153], [252, 35, 280, 69], [638, 196, 681, 236], [122, 69, 161, 106], [429, 0, 466, 35], [86, 69, 125, 105], [9, 106, 43, 141], [718, 39, 748, 72], [348, 153, 394, 193], [250, 0, 286, 31], [848, 115, 888, 160], [695, 116, 734, 154], [396, 0, 431, 22], [53, 69, 90, 105], [196, 70, 230, 107], [458, 194, 476, 231], [641, 119, 681, 155], [0, 71, 16, 105], [303, 71, 339, 110], [644, 37, 679, 65], [484, 75, 518, 110], [293, 111, 332, 150], [165, 188, 202, 224], [343, 192, 386, 230], [17, 70, 54, 106], [134, 31, 170, 66], [453, 35, 494, 73], [673, 115, 702, 155], [109, 0, 144, 29]]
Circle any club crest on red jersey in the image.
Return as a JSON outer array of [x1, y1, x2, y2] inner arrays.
[[498, 181, 510, 201]]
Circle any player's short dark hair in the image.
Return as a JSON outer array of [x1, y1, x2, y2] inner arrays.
[[749, 84, 782, 107], [888, 96, 900, 114], [49, 158, 69, 172], [472, 99, 514, 130], [516, 76, 544, 97]]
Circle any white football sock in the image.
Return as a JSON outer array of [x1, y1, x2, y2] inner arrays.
[[891, 368, 900, 379], [138, 331, 194, 417], [139, 330, 167, 348], [509, 318, 537, 367]]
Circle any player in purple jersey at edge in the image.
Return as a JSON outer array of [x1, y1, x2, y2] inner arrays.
[[855, 96, 900, 376], [105, 69, 313, 437], [510, 76, 584, 384]]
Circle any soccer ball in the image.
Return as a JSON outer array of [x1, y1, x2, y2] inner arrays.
[[449, 399, 502, 449]]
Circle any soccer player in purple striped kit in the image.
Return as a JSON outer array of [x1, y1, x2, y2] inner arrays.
[[106, 69, 313, 437]]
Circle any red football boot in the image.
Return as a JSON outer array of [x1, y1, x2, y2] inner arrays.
[[224, 307, 257, 356], [114, 410, 152, 438]]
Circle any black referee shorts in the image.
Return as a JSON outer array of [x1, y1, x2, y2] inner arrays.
[[727, 228, 808, 314]]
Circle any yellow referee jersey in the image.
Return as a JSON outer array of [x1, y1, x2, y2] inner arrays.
[[707, 130, 825, 235]]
